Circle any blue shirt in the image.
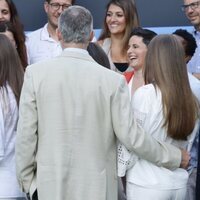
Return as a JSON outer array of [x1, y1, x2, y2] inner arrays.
[[187, 30, 200, 74], [188, 125, 200, 171]]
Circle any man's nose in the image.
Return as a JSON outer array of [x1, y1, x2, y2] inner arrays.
[[57, 6, 63, 14]]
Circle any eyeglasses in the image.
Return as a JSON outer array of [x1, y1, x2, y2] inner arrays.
[[181, 1, 200, 12], [49, 2, 71, 11]]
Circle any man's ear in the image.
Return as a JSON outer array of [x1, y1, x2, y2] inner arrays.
[[56, 28, 62, 41], [89, 31, 95, 42], [44, 2, 49, 14]]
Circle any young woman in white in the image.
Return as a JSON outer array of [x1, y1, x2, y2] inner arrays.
[[0, 35, 25, 199], [118, 34, 199, 200]]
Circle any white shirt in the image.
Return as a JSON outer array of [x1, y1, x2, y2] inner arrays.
[[118, 84, 199, 190], [0, 85, 25, 198], [26, 23, 62, 64]]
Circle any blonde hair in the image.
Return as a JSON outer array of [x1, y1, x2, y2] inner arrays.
[[144, 34, 199, 140]]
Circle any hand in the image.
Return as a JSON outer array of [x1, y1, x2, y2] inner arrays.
[[180, 149, 190, 169]]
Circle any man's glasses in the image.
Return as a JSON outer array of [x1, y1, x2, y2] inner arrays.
[[181, 1, 200, 12], [49, 2, 71, 11]]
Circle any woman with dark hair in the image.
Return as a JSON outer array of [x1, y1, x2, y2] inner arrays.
[[0, 0, 28, 69], [118, 35, 199, 199], [98, 0, 139, 73], [87, 42, 110, 69], [0, 34, 25, 199], [124, 27, 157, 95], [0, 21, 17, 47]]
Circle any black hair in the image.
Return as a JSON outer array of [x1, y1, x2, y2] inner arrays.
[[130, 27, 157, 46], [173, 29, 197, 57], [87, 42, 110, 69]]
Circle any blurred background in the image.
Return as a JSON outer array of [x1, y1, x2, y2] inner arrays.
[[13, 0, 192, 35]]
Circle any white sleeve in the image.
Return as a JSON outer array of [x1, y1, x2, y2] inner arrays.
[[118, 143, 138, 177], [117, 87, 150, 177], [132, 87, 151, 128]]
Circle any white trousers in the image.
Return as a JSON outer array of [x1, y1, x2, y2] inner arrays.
[[126, 182, 187, 200]]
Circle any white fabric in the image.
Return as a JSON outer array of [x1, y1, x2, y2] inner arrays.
[[0, 85, 25, 198], [127, 77, 133, 100], [118, 84, 199, 191], [127, 72, 200, 102], [26, 23, 62, 64], [126, 182, 187, 200]]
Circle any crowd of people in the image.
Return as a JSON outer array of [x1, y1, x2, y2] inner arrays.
[[0, 0, 200, 200]]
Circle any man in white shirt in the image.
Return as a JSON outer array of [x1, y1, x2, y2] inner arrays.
[[26, 0, 75, 64], [182, 0, 200, 80]]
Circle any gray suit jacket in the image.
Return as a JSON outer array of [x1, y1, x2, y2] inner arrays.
[[16, 49, 181, 200]]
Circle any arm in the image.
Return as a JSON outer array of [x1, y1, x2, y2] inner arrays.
[[112, 76, 184, 170], [15, 68, 38, 193]]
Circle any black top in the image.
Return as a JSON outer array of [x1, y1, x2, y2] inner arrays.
[[114, 62, 129, 72]]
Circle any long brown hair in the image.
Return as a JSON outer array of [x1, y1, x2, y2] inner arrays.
[[144, 34, 199, 140], [0, 34, 24, 105], [4, 0, 28, 69], [98, 0, 140, 50]]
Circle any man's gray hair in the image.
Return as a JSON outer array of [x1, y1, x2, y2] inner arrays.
[[58, 6, 93, 44]]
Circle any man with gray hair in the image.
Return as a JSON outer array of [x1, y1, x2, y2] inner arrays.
[[16, 6, 189, 200]]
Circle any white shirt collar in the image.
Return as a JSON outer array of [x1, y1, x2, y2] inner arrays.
[[63, 48, 89, 55], [41, 23, 58, 42]]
